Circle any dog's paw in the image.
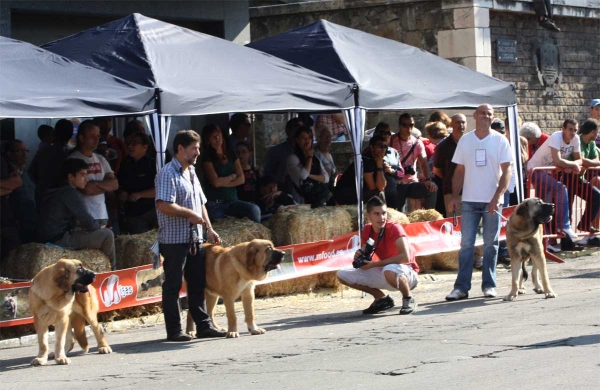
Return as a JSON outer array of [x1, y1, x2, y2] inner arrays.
[[249, 328, 266, 335], [98, 346, 112, 354], [226, 331, 240, 338], [533, 288, 544, 294], [545, 291, 557, 299], [503, 295, 517, 302], [517, 288, 526, 295], [30, 357, 47, 366], [55, 356, 71, 365]]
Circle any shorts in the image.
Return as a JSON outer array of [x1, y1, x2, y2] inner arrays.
[[337, 264, 418, 291]]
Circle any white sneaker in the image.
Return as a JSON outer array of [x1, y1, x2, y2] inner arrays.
[[546, 243, 561, 253], [483, 287, 497, 298], [578, 236, 590, 245], [446, 289, 468, 301], [560, 228, 579, 240]]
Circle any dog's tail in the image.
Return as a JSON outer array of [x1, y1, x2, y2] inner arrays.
[[522, 262, 529, 282]]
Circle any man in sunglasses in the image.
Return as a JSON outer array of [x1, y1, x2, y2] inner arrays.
[[391, 113, 438, 211], [364, 122, 402, 208]]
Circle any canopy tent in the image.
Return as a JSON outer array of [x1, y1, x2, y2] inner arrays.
[[42, 14, 354, 167], [0, 37, 155, 118], [248, 20, 521, 227]]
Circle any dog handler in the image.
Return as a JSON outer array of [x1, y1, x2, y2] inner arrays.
[[155, 130, 226, 341], [337, 195, 419, 315]]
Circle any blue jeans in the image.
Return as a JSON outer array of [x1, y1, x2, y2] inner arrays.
[[454, 202, 501, 293], [531, 171, 571, 230], [206, 200, 261, 223]]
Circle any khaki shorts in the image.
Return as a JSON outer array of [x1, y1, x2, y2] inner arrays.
[[337, 264, 418, 291]]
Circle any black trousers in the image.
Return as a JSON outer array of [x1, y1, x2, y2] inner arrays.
[[159, 243, 212, 336], [396, 182, 437, 211]]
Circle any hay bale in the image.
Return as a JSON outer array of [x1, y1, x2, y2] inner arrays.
[[3, 243, 110, 280], [386, 207, 410, 225], [212, 217, 271, 246], [115, 230, 159, 270], [408, 209, 443, 223], [429, 245, 484, 271], [316, 271, 343, 290], [415, 255, 434, 273], [271, 206, 353, 246]]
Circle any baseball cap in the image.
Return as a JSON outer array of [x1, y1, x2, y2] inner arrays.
[[591, 99, 600, 108], [491, 118, 506, 133]]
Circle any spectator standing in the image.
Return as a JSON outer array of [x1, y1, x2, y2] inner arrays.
[[201, 124, 261, 223], [263, 117, 303, 186], [38, 158, 116, 269], [228, 113, 251, 151], [315, 113, 348, 141], [286, 126, 330, 206], [1, 148, 23, 261], [5, 140, 37, 243], [155, 130, 226, 341], [94, 117, 127, 174], [29, 119, 74, 208], [520, 122, 549, 163], [445, 104, 512, 301], [337, 196, 419, 315], [433, 114, 467, 217], [68, 120, 119, 225], [37, 125, 54, 152], [391, 114, 438, 211], [118, 133, 158, 234], [424, 121, 449, 216]]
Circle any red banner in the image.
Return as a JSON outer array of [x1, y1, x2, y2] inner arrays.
[[0, 206, 513, 327]]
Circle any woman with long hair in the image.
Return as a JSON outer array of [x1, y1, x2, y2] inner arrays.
[[201, 124, 261, 222]]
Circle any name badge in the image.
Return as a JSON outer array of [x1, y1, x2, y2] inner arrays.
[[476, 149, 486, 166]]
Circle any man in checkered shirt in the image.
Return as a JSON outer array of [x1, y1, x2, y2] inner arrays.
[[155, 130, 225, 342]]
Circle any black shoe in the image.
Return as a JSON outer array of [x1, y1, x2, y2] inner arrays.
[[399, 297, 417, 315], [362, 295, 395, 315], [497, 255, 511, 265], [561, 237, 584, 252], [196, 327, 227, 339], [539, 18, 561, 32], [167, 331, 193, 342]]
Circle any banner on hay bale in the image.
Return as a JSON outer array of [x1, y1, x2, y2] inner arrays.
[[0, 206, 513, 327]]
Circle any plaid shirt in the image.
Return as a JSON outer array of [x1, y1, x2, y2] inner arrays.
[[155, 158, 207, 244], [316, 114, 348, 136]]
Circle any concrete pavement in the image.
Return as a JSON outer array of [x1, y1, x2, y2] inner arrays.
[[1, 255, 599, 389]]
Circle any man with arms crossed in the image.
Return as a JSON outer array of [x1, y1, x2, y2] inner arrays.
[[155, 130, 225, 342], [337, 196, 420, 315], [446, 104, 512, 301]]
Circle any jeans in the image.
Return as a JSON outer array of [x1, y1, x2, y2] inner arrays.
[[56, 229, 116, 270], [498, 191, 511, 259], [454, 202, 501, 293], [206, 200, 261, 223], [396, 182, 437, 211], [563, 173, 600, 231], [159, 243, 212, 337], [531, 171, 571, 230]]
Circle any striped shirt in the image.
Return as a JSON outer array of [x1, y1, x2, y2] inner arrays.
[[155, 158, 207, 244]]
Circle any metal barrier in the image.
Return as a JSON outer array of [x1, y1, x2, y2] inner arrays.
[[527, 166, 600, 262]]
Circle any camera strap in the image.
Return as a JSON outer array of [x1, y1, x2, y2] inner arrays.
[[370, 225, 386, 255], [399, 138, 418, 166]]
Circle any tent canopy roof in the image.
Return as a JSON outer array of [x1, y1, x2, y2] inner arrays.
[[248, 20, 516, 110], [0, 36, 155, 118], [42, 14, 354, 116]]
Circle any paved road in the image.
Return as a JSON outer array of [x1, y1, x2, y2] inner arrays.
[[1, 256, 599, 390]]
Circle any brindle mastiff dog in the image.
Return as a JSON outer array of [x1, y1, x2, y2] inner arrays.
[[503, 198, 557, 301]]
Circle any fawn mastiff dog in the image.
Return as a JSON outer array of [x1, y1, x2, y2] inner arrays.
[[29, 259, 112, 366], [186, 239, 285, 338], [503, 198, 557, 301]]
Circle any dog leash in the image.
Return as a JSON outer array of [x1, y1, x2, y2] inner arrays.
[[494, 210, 509, 221]]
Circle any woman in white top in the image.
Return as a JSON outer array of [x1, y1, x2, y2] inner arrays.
[[286, 126, 330, 206], [313, 123, 337, 190]]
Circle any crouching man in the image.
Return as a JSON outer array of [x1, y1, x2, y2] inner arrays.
[[337, 196, 419, 315], [38, 158, 116, 269]]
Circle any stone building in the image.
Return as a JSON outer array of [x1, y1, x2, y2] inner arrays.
[[251, 0, 599, 145]]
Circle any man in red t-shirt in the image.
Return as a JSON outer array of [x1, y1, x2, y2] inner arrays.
[[337, 196, 419, 315]]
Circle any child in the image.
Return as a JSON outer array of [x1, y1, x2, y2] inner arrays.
[[235, 142, 260, 203], [257, 175, 295, 220]]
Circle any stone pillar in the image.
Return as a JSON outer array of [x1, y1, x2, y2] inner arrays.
[[438, 1, 492, 75]]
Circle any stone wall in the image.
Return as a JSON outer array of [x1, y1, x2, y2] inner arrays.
[[490, 11, 600, 133]]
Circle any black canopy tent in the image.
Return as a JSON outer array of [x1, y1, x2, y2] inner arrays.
[[248, 20, 521, 227], [42, 14, 355, 168], [0, 37, 155, 118]]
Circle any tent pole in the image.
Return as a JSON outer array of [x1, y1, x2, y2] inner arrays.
[[507, 105, 524, 203]]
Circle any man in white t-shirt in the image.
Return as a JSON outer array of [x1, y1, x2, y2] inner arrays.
[[445, 104, 513, 301], [527, 119, 581, 241], [67, 120, 118, 224]]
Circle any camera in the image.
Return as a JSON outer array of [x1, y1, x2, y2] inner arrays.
[[352, 237, 376, 268], [403, 165, 416, 176]]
